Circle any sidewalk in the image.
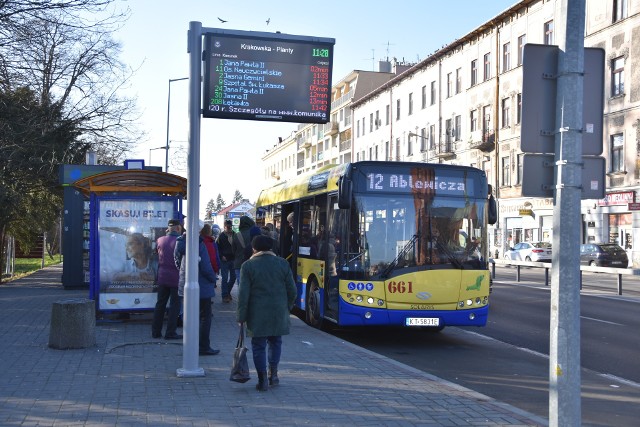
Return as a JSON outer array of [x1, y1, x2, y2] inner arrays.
[[0, 264, 547, 426]]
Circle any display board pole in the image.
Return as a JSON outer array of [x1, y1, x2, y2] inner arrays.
[[177, 21, 204, 378]]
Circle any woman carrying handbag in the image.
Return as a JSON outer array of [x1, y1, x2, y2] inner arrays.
[[236, 235, 297, 391]]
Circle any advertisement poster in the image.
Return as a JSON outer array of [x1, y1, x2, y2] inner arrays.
[[98, 199, 175, 310]]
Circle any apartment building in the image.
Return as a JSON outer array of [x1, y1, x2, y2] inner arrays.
[[261, 0, 640, 266]]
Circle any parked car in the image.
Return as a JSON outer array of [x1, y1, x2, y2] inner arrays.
[[504, 241, 552, 262], [579, 243, 628, 267]]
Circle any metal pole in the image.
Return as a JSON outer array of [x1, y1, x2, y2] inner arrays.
[[177, 21, 204, 378], [549, 0, 584, 425], [166, 77, 189, 173]]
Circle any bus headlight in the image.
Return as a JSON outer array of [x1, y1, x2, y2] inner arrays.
[[377, 299, 384, 306], [475, 297, 481, 305], [356, 295, 363, 302], [367, 297, 374, 304], [458, 301, 464, 308], [364, 311, 372, 319], [469, 312, 476, 320], [466, 299, 473, 306]]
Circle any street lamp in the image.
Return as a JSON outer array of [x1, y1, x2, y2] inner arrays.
[[166, 77, 189, 172], [149, 146, 167, 166]]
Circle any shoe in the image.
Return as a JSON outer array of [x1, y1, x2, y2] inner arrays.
[[164, 333, 183, 340], [152, 332, 162, 339], [222, 296, 230, 303], [199, 348, 220, 356]]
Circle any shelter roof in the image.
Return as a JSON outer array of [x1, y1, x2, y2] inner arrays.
[[72, 170, 187, 197]]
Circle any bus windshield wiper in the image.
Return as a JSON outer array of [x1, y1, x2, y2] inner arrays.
[[380, 233, 419, 278], [435, 239, 464, 269]]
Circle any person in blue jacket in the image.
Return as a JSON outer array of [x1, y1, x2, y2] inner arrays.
[[174, 220, 220, 356]]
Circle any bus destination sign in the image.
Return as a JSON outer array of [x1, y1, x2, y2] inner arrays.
[[203, 29, 335, 124]]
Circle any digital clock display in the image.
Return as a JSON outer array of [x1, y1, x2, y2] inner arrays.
[[203, 29, 335, 124]]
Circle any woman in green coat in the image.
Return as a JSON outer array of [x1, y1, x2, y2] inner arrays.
[[237, 235, 297, 391]]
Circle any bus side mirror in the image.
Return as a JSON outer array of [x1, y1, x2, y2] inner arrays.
[[487, 185, 497, 225], [338, 177, 352, 209]]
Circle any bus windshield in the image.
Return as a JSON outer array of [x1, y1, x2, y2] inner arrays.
[[344, 193, 487, 278]]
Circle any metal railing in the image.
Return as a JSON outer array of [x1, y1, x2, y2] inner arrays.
[[490, 259, 640, 295]]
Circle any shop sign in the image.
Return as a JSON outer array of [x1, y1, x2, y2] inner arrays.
[[519, 209, 534, 217], [628, 203, 640, 211], [598, 191, 634, 206]]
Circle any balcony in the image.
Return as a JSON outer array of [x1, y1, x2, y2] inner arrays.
[[326, 121, 339, 136], [470, 131, 495, 152], [434, 139, 456, 160]]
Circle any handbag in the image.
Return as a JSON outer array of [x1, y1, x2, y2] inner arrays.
[[229, 323, 251, 383]]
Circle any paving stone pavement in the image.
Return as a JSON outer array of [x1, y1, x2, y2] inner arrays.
[[0, 264, 548, 426]]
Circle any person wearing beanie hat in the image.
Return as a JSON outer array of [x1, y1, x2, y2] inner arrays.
[[237, 234, 296, 391], [229, 216, 256, 303]]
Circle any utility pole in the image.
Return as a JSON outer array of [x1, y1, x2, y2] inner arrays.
[[549, 0, 584, 425]]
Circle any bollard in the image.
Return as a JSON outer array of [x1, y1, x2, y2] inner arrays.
[[48, 298, 96, 349]]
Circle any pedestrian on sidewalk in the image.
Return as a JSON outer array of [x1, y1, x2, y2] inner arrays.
[[174, 220, 220, 356], [237, 234, 296, 391], [151, 218, 183, 340], [231, 215, 256, 302], [217, 219, 236, 303]]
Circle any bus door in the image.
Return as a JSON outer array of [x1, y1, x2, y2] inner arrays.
[[324, 195, 340, 319], [280, 203, 299, 277]]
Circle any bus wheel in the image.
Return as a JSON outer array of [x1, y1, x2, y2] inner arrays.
[[305, 278, 323, 329]]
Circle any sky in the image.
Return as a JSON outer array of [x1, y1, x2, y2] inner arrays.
[[115, 0, 517, 216]]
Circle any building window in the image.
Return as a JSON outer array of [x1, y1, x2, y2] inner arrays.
[[516, 93, 522, 124], [454, 115, 461, 141], [501, 98, 510, 128], [375, 145, 379, 160], [407, 134, 413, 156], [470, 110, 478, 132], [385, 105, 390, 125], [544, 20, 554, 45], [356, 120, 360, 138], [612, 56, 624, 96], [429, 124, 436, 150], [471, 59, 478, 86], [430, 81, 436, 105], [502, 42, 511, 72], [445, 119, 453, 147], [395, 138, 401, 161], [385, 141, 389, 160], [408, 92, 414, 115], [447, 73, 452, 98], [611, 133, 624, 172], [375, 110, 380, 129], [396, 99, 401, 121], [483, 53, 491, 81], [517, 35, 526, 66], [516, 153, 524, 185], [501, 156, 510, 186], [455, 67, 462, 94], [614, 0, 628, 22], [420, 127, 427, 152], [421, 85, 427, 109], [369, 147, 373, 160], [370, 113, 374, 132], [483, 105, 491, 133]]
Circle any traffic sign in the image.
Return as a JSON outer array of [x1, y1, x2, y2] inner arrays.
[[521, 44, 604, 155]]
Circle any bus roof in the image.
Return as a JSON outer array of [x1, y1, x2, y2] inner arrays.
[[256, 161, 487, 207], [257, 163, 347, 207]]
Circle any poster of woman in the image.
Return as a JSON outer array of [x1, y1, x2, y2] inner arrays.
[[97, 199, 175, 311]]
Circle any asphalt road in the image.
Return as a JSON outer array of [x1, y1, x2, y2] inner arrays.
[[330, 266, 640, 427]]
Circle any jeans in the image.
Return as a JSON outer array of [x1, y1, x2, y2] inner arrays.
[[220, 260, 236, 298], [199, 297, 212, 351], [251, 336, 282, 372], [151, 286, 180, 336]]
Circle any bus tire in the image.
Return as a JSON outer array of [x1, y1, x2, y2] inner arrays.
[[305, 277, 323, 329]]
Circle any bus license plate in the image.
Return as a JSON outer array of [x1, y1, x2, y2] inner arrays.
[[405, 317, 439, 327]]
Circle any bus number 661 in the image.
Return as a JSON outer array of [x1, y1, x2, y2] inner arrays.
[[387, 281, 413, 293]]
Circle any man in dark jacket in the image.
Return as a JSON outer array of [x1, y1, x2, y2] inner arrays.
[[151, 219, 183, 340], [231, 216, 255, 301], [216, 219, 236, 303], [174, 220, 220, 356]]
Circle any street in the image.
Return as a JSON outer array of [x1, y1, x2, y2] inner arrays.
[[331, 266, 640, 427]]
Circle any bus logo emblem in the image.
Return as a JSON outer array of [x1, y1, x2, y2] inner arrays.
[[416, 292, 432, 300]]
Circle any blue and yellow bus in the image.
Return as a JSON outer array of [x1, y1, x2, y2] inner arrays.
[[256, 161, 497, 330]]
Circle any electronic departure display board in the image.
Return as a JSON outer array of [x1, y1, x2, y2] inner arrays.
[[203, 29, 335, 124]]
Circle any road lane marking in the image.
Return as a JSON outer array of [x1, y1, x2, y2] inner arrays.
[[579, 315, 623, 326]]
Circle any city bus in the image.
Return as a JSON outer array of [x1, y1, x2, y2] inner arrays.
[[255, 161, 497, 330]]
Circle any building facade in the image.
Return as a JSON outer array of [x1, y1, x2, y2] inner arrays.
[[261, 0, 640, 266]]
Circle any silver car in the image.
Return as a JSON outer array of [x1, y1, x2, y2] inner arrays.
[[504, 241, 552, 262]]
